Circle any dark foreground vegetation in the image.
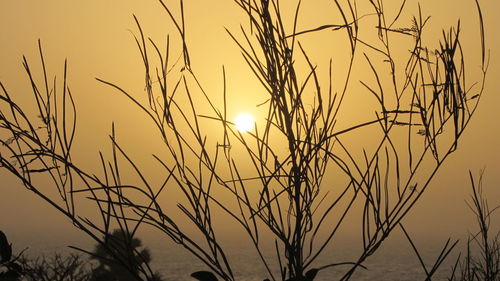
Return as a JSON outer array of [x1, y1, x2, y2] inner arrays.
[[0, 229, 162, 281], [1, 173, 498, 281]]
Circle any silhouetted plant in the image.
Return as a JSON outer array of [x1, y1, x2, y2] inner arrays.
[[1, 231, 94, 281], [87, 229, 163, 281], [0, 231, 24, 281], [20, 252, 93, 281], [448, 171, 500, 281], [0, 0, 488, 280]]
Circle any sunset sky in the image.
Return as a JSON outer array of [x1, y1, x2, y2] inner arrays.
[[0, 0, 499, 268]]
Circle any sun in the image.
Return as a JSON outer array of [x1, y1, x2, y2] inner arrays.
[[234, 113, 255, 133]]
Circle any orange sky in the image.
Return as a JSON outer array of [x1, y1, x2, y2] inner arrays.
[[0, 0, 499, 263]]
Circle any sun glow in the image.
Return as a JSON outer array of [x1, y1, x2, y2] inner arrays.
[[234, 113, 255, 133]]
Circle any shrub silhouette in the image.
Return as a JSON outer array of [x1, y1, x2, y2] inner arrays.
[[20, 253, 92, 281], [1, 230, 94, 281], [0, 231, 23, 281], [89, 229, 162, 281]]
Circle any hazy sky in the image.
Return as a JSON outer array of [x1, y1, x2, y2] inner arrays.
[[0, 0, 499, 263]]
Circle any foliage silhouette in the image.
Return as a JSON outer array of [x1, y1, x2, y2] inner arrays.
[[20, 252, 93, 281], [88, 229, 163, 281], [0, 231, 23, 281], [448, 171, 500, 281], [191, 271, 220, 281], [0, 0, 489, 280]]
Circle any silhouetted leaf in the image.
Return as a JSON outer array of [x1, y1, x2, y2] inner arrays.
[[0, 270, 22, 280], [305, 268, 319, 281], [191, 271, 219, 281], [0, 231, 13, 263], [8, 262, 23, 274]]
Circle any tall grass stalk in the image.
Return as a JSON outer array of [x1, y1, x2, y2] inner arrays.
[[449, 171, 500, 281]]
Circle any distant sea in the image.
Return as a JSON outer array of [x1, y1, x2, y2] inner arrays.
[[145, 239, 457, 281], [21, 235, 458, 281]]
